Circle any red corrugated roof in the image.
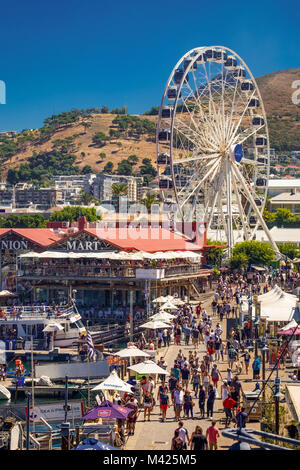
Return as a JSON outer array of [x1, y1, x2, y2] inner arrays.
[[0, 228, 65, 247], [47, 227, 203, 252]]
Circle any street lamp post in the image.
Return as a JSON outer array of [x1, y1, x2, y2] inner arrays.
[[273, 362, 284, 435], [260, 339, 269, 407]]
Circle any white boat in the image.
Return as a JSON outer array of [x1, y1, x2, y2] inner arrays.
[[0, 383, 11, 400], [0, 306, 87, 348]]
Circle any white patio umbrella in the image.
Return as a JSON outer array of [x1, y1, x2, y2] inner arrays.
[[152, 296, 168, 303], [128, 360, 170, 376], [42, 323, 64, 332], [150, 312, 175, 322], [159, 300, 178, 310], [113, 345, 151, 358], [91, 370, 132, 393], [0, 290, 17, 297], [140, 320, 172, 329], [172, 298, 185, 306]]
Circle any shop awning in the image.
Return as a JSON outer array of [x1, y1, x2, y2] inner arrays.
[[19, 250, 201, 261]]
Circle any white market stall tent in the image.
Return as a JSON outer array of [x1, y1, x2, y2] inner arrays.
[[257, 285, 299, 323]]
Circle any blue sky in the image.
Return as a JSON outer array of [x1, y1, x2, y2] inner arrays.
[[0, 0, 298, 131]]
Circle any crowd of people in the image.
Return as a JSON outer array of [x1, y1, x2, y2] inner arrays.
[[120, 269, 299, 450]]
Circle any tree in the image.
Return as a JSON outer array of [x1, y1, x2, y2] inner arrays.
[[263, 209, 276, 225], [0, 214, 46, 228], [76, 190, 100, 206], [144, 106, 160, 115], [277, 242, 299, 260], [111, 183, 128, 198], [49, 206, 100, 222], [229, 253, 249, 271], [139, 158, 157, 180], [232, 240, 275, 267], [92, 132, 109, 147], [274, 208, 295, 226], [128, 155, 139, 165], [81, 165, 92, 174], [82, 122, 91, 133], [141, 193, 158, 213], [103, 161, 114, 174], [100, 105, 109, 114], [111, 183, 127, 212], [205, 239, 226, 267], [117, 159, 133, 176]]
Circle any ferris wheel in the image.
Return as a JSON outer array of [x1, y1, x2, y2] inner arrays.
[[156, 46, 279, 256]]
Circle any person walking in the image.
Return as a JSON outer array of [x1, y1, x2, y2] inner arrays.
[[241, 349, 251, 375], [174, 385, 184, 421], [206, 420, 221, 450], [190, 425, 208, 451], [143, 391, 153, 422], [211, 364, 220, 393], [198, 385, 205, 419], [203, 370, 210, 398], [176, 421, 190, 450], [191, 369, 201, 398], [170, 430, 184, 450], [181, 364, 190, 389], [252, 355, 261, 379], [159, 389, 169, 422], [183, 390, 194, 419], [206, 384, 216, 418]]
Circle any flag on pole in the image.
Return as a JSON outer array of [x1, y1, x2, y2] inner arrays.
[[86, 330, 96, 361]]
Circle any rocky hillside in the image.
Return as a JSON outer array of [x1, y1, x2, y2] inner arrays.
[[0, 69, 299, 182]]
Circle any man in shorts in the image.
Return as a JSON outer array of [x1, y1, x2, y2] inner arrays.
[[206, 420, 220, 450], [192, 327, 200, 348], [173, 385, 184, 421]]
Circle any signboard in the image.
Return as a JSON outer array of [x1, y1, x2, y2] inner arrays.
[[26, 401, 84, 423], [35, 360, 110, 379], [135, 269, 165, 280]]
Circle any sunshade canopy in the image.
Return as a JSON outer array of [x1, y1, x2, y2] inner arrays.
[[91, 370, 132, 393], [128, 360, 170, 376]]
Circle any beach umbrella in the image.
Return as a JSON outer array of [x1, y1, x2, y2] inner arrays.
[[91, 370, 132, 393], [140, 320, 172, 329], [152, 296, 168, 303], [113, 345, 150, 358], [159, 300, 178, 310], [0, 290, 17, 297], [172, 298, 185, 306], [42, 322, 64, 332], [128, 360, 170, 376], [72, 438, 118, 451], [82, 400, 132, 420], [150, 312, 175, 322]]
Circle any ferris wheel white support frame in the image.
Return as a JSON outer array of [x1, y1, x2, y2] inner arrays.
[[156, 45, 281, 258], [232, 164, 280, 254]]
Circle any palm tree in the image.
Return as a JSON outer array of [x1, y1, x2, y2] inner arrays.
[[111, 183, 128, 212], [111, 183, 128, 198], [141, 192, 158, 213]]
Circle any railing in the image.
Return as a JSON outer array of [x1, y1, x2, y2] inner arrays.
[[18, 263, 207, 280], [164, 264, 205, 278], [18, 266, 136, 279]]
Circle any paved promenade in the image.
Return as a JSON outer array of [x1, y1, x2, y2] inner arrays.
[[125, 290, 294, 450]]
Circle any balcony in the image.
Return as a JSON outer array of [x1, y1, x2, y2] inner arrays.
[[18, 262, 209, 282]]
